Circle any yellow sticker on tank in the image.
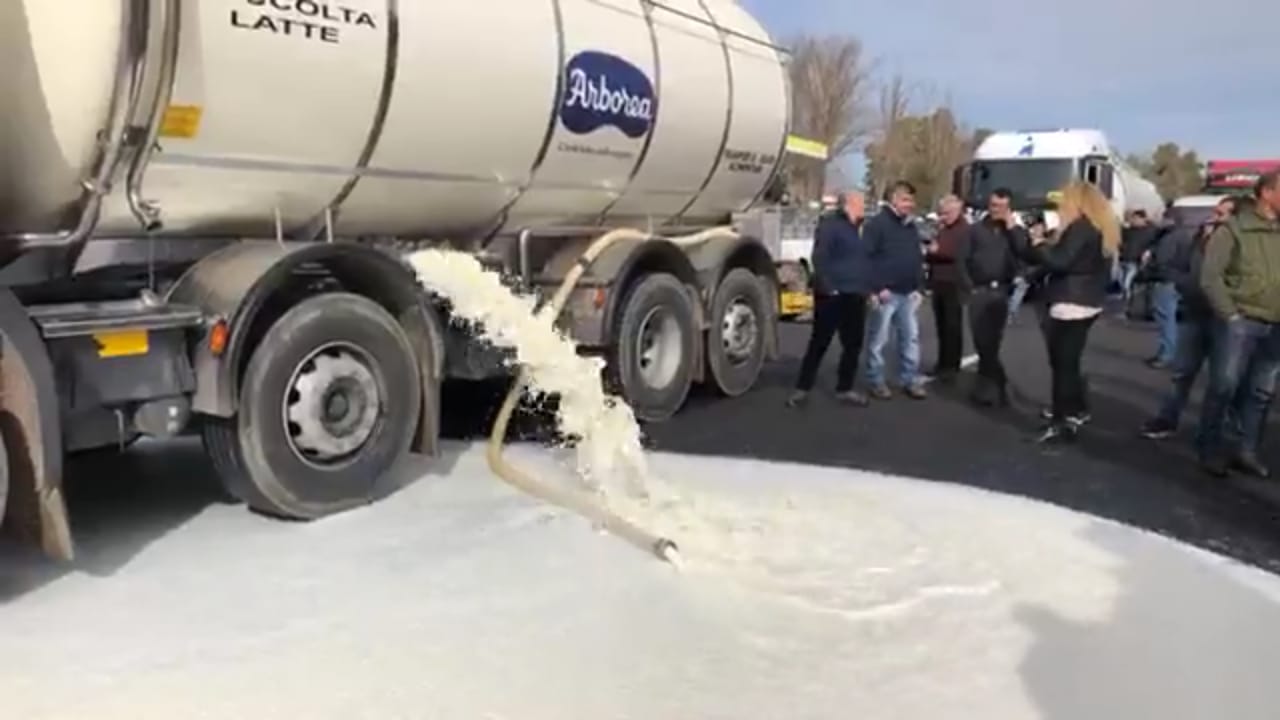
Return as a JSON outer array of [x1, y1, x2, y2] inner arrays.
[[93, 329, 149, 358], [785, 135, 829, 161], [159, 104, 203, 139]]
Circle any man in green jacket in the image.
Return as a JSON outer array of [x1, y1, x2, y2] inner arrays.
[[1198, 170, 1280, 477]]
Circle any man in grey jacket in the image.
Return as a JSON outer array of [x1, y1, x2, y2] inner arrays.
[[1139, 196, 1236, 443]]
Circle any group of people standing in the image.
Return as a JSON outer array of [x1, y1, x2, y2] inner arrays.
[[787, 177, 1125, 445], [789, 169, 1280, 467], [1137, 172, 1280, 478]]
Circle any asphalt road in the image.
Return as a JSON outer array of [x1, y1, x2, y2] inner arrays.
[[5, 294, 1280, 601], [646, 298, 1280, 575]]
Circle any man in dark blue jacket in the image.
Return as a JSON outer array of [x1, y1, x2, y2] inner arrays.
[[864, 181, 928, 400], [787, 191, 874, 408]]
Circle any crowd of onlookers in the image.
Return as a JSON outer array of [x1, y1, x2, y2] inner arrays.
[[787, 170, 1280, 476]]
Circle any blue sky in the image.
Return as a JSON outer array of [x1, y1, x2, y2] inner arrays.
[[741, 0, 1274, 166]]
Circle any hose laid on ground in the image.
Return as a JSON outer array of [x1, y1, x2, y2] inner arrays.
[[486, 226, 739, 566]]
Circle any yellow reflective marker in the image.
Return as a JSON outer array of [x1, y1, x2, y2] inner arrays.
[[780, 291, 814, 315], [159, 104, 203, 139], [785, 135, 829, 161], [94, 330, 149, 358]]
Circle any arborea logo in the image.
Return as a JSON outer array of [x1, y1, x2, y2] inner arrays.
[[560, 50, 656, 140]]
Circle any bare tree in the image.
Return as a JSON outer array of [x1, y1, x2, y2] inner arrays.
[[863, 82, 973, 207], [864, 73, 913, 201], [785, 34, 874, 201], [915, 91, 971, 205]]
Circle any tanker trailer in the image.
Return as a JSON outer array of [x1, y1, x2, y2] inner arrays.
[[0, 0, 789, 559]]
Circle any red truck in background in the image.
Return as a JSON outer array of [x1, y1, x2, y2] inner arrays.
[[1204, 159, 1280, 191]]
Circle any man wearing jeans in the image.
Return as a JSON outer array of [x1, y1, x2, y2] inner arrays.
[[1197, 171, 1280, 477], [1141, 197, 1237, 443], [864, 181, 927, 400], [1144, 220, 1190, 369]]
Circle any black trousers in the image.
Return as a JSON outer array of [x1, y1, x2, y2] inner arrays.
[[796, 293, 868, 393], [931, 283, 965, 374], [1045, 315, 1099, 420], [968, 286, 1009, 389]]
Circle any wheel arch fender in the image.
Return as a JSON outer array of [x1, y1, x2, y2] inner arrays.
[[683, 235, 780, 360], [167, 242, 444, 455], [0, 289, 73, 560], [594, 239, 704, 371]]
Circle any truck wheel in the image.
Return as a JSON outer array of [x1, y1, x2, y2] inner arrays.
[[203, 293, 421, 519], [610, 273, 697, 423], [707, 268, 768, 397]]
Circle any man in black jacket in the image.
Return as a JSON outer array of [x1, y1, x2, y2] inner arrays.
[[864, 181, 928, 400], [955, 187, 1028, 406], [787, 191, 874, 408], [1119, 209, 1157, 301]]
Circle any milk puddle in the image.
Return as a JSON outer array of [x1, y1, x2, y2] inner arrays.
[[407, 249, 1015, 620], [406, 248, 651, 498]]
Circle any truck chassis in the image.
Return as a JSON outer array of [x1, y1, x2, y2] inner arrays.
[[0, 226, 779, 560]]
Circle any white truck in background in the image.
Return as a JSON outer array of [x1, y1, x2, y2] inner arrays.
[[954, 129, 1164, 228], [1, 0, 791, 560]]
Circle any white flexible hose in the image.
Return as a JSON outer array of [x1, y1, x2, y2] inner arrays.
[[486, 226, 739, 564]]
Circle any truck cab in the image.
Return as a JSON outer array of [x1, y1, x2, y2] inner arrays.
[[953, 129, 1163, 227]]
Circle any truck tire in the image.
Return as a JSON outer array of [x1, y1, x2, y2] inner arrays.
[[0, 428, 8, 529], [707, 268, 769, 397], [202, 293, 422, 519], [610, 273, 697, 423]]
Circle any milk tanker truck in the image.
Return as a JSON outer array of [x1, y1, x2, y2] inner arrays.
[[0, 0, 790, 559]]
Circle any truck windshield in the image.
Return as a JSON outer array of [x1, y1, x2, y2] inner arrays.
[[968, 159, 1076, 209]]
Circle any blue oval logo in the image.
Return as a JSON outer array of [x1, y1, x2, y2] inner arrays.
[[560, 50, 656, 140]]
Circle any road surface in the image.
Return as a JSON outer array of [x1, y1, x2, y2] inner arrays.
[[3, 298, 1280, 719]]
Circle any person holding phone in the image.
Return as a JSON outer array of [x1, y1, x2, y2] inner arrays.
[[1027, 182, 1119, 444], [954, 188, 1028, 407]]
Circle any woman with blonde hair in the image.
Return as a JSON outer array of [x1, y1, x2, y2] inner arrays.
[[1028, 181, 1121, 443]]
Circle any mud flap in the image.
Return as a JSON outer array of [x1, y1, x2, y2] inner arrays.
[[0, 290, 73, 561]]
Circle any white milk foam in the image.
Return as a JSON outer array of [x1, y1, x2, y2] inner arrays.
[[407, 249, 653, 502]]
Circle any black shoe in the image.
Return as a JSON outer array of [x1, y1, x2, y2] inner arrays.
[[1232, 453, 1271, 479], [834, 390, 869, 407], [1041, 407, 1091, 425], [1198, 453, 1228, 476], [993, 386, 1010, 408], [786, 390, 809, 409], [931, 369, 959, 385], [1035, 422, 1077, 445], [971, 387, 1009, 408], [1139, 418, 1176, 440]]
